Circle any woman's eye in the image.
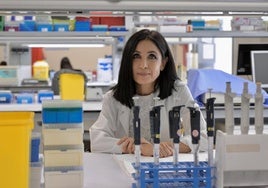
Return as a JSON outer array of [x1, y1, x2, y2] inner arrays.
[[148, 54, 157, 60], [132, 53, 140, 59]]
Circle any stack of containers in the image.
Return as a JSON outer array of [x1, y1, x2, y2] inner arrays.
[[19, 16, 36, 31], [36, 16, 53, 32], [75, 16, 90, 31], [4, 15, 20, 31], [52, 16, 70, 32], [42, 100, 84, 188]]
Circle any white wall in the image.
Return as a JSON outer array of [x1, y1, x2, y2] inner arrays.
[[202, 16, 233, 74]]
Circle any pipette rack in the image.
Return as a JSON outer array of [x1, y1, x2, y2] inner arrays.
[[132, 161, 213, 188]]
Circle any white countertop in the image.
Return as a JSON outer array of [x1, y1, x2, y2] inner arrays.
[[83, 152, 208, 188], [0, 101, 102, 112]]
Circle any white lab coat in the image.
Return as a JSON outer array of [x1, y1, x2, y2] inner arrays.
[[90, 80, 208, 154]]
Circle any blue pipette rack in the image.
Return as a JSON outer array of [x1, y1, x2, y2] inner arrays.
[[132, 161, 213, 188]]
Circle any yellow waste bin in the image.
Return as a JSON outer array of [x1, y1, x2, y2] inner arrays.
[[59, 73, 85, 101], [0, 112, 34, 188]]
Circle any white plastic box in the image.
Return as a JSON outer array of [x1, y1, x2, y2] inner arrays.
[[44, 169, 83, 188], [44, 147, 83, 167], [42, 126, 83, 146]]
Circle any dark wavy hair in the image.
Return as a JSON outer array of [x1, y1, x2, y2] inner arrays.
[[60, 57, 73, 69], [112, 29, 178, 108]]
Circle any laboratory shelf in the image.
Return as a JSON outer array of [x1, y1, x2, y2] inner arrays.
[[0, 31, 131, 43], [132, 161, 214, 188], [162, 31, 268, 38], [1, 31, 268, 45]]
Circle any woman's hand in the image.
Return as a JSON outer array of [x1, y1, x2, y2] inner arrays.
[[117, 137, 176, 158], [159, 142, 173, 158], [117, 137, 134, 154], [140, 139, 173, 158], [140, 138, 153, 157]]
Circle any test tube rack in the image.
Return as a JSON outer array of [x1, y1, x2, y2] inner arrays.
[[131, 161, 214, 188]]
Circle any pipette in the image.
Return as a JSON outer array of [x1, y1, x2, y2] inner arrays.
[[241, 82, 251, 134], [206, 96, 216, 167], [224, 82, 236, 135], [188, 106, 201, 166], [132, 97, 141, 178], [169, 105, 184, 166], [150, 97, 162, 166], [255, 82, 264, 134]]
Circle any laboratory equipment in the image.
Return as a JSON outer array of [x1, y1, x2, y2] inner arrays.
[[150, 97, 162, 166], [224, 82, 236, 134], [188, 106, 201, 166], [132, 96, 141, 179], [241, 82, 251, 134], [169, 104, 184, 165]]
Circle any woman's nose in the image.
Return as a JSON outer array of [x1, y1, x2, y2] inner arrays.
[[139, 59, 148, 69]]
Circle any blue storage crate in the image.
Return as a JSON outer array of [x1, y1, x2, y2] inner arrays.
[[57, 109, 69, 123], [75, 21, 91, 31], [54, 23, 69, 32], [37, 23, 53, 32], [31, 132, 41, 162], [132, 161, 213, 188], [0, 91, 13, 104], [38, 90, 54, 103], [42, 108, 58, 124], [92, 25, 108, 31], [19, 20, 36, 31], [109, 26, 127, 31], [68, 108, 83, 123], [16, 93, 34, 104], [42, 107, 83, 124]]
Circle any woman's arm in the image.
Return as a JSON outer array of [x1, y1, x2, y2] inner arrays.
[[90, 91, 123, 154]]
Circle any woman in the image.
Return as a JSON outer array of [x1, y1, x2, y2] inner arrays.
[[60, 57, 73, 69], [90, 29, 207, 157]]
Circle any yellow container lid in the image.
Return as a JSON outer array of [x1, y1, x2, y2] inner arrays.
[[0, 112, 34, 128]]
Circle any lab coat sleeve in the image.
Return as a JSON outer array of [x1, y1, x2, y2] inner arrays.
[[89, 91, 122, 154]]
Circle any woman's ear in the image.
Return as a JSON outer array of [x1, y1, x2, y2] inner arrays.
[[161, 57, 168, 71]]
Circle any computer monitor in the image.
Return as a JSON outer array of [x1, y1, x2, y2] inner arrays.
[[251, 50, 268, 89], [237, 44, 268, 75]]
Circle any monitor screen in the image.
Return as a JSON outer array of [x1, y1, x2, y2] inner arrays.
[[237, 44, 268, 75], [251, 50, 268, 88]]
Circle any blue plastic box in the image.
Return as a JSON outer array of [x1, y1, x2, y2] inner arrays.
[[75, 21, 91, 31], [0, 91, 13, 103], [31, 132, 41, 162], [17, 93, 34, 104], [92, 25, 108, 31], [37, 23, 53, 32], [109, 26, 127, 31], [38, 90, 54, 103], [19, 20, 36, 31], [42, 107, 83, 124], [54, 24, 69, 32]]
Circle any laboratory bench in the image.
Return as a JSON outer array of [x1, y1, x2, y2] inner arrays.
[[45, 152, 209, 188], [40, 152, 268, 188], [1, 102, 268, 152]]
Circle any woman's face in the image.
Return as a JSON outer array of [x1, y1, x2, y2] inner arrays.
[[132, 39, 166, 95]]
